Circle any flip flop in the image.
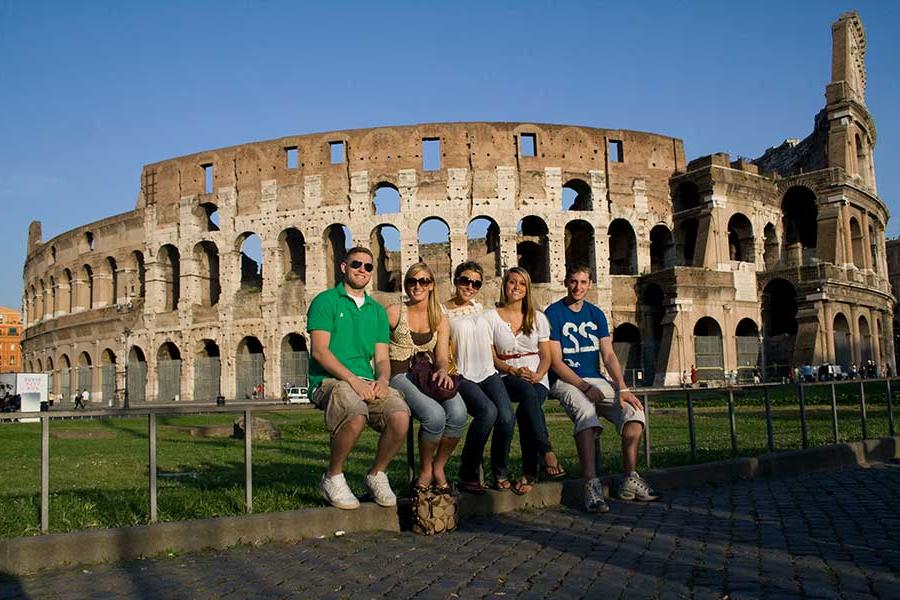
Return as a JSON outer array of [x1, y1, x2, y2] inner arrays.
[[512, 476, 536, 496], [492, 478, 512, 492], [542, 463, 567, 480], [458, 480, 487, 495]]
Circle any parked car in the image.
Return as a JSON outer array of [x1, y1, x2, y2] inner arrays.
[[818, 363, 846, 381], [286, 387, 309, 404]]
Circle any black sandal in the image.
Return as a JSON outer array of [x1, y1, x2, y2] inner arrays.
[[512, 476, 536, 496]]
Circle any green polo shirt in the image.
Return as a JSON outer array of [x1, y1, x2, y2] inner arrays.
[[306, 283, 390, 395]]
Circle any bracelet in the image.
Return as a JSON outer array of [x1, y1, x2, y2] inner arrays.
[[619, 387, 630, 393]]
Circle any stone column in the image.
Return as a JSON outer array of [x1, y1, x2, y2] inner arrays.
[[861, 213, 873, 271]]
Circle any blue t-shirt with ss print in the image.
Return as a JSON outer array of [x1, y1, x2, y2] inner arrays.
[[545, 298, 610, 383]]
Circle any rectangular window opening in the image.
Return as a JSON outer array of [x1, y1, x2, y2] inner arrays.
[[329, 141, 345, 165], [202, 163, 213, 193], [286, 146, 298, 169], [520, 133, 537, 157], [422, 138, 441, 171], [609, 140, 624, 163]]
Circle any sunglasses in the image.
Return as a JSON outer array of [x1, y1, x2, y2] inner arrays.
[[455, 275, 483, 290], [347, 260, 374, 272], [405, 276, 433, 288]]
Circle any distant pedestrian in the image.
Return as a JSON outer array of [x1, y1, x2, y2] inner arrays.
[[82, 388, 90, 404], [74, 390, 85, 410], [689, 365, 697, 386]]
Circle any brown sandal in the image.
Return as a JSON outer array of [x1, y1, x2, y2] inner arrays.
[[492, 478, 512, 492], [512, 476, 536, 496]]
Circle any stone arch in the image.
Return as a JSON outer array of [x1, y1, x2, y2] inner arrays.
[[64, 269, 74, 313], [131, 251, 146, 299], [649, 224, 674, 272], [127, 346, 147, 403], [467, 216, 502, 278], [76, 350, 93, 396], [100, 348, 117, 406], [49, 276, 57, 316], [675, 218, 699, 266], [727, 213, 754, 262], [858, 314, 873, 363], [612, 323, 641, 386], [81, 231, 95, 253], [281, 333, 308, 388], [516, 216, 550, 283], [80, 264, 94, 310], [157, 342, 182, 402], [639, 283, 665, 385], [236, 232, 263, 292], [158, 244, 181, 311], [693, 316, 724, 381], [58, 353, 72, 403], [193, 241, 221, 306], [762, 278, 797, 378], [735, 318, 760, 379], [323, 224, 352, 288], [868, 223, 878, 273], [850, 217, 864, 268], [418, 217, 451, 279], [278, 228, 306, 282], [562, 179, 592, 211], [565, 219, 596, 279], [763, 223, 778, 268], [236, 336, 266, 400], [674, 181, 700, 212], [370, 224, 401, 292], [781, 186, 817, 250], [855, 133, 870, 186], [373, 182, 401, 214], [833, 313, 852, 370], [194, 339, 221, 402], [36, 357, 43, 372], [608, 218, 637, 275], [106, 256, 119, 305], [198, 202, 220, 232]]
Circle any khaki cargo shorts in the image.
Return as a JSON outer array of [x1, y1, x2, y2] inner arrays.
[[550, 377, 645, 436], [312, 378, 409, 437]]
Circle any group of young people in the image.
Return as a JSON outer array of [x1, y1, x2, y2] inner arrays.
[[306, 246, 658, 514]]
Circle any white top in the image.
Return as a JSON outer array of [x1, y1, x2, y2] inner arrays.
[[486, 309, 551, 390], [446, 301, 496, 383]]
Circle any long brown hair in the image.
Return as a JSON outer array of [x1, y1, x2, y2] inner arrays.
[[404, 262, 441, 332], [498, 267, 535, 336]]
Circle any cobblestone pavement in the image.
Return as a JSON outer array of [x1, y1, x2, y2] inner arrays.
[[3, 464, 900, 599]]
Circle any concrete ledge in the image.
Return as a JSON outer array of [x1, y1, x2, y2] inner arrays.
[[2, 435, 898, 576]]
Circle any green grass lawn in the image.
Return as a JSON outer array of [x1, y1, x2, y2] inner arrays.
[[0, 383, 895, 538]]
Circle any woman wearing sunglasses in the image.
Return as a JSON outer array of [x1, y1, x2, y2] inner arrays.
[[487, 267, 565, 495], [387, 262, 466, 492], [444, 261, 515, 494]]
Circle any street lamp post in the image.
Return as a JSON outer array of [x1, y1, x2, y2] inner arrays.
[[122, 327, 133, 410]]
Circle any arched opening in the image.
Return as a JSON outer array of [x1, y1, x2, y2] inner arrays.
[[467, 217, 502, 278], [236, 337, 266, 400], [373, 183, 401, 214], [693, 317, 724, 382], [193, 241, 221, 306], [194, 340, 221, 402], [781, 186, 817, 259], [735, 318, 760, 382], [370, 224, 402, 292], [608, 219, 637, 275], [59, 354, 72, 403], [727, 213, 754, 263], [131, 251, 146, 299], [106, 257, 119, 305], [82, 231, 95, 253], [639, 283, 665, 385], [763, 223, 778, 269], [46, 356, 54, 397], [49, 277, 57, 316], [674, 181, 700, 212], [850, 217, 864, 268], [158, 245, 180, 311], [64, 269, 74, 313], [418, 218, 451, 280], [676, 218, 699, 266], [323, 224, 352, 288], [856, 133, 870, 186], [36, 358, 43, 372], [278, 228, 306, 282], [127, 346, 147, 403], [565, 219, 596, 279], [81, 265, 94, 310], [281, 333, 308, 388], [833, 313, 852, 370], [649, 225, 674, 272], [517, 216, 550, 283], [859, 315, 872, 364], [869, 224, 878, 273], [199, 202, 220, 232], [101, 349, 117, 407], [38, 280, 46, 319], [77, 351, 93, 398], [562, 179, 592, 211], [157, 342, 182, 402], [237, 233, 263, 292], [762, 278, 797, 379], [612, 323, 641, 387]]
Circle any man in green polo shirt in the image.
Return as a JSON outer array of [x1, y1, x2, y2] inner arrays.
[[307, 246, 410, 510]]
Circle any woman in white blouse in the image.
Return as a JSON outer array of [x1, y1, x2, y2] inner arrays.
[[488, 267, 565, 495], [444, 261, 516, 494]]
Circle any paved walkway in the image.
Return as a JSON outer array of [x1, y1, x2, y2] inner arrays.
[[3, 464, 900, 599]]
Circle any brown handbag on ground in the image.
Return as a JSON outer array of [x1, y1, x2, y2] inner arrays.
[[411, 485, 459, 535]]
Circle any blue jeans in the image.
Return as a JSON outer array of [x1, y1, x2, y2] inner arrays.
[[457, 374, 515, 482], [390, 373, 467, 443], [502, 376, 551, 477]]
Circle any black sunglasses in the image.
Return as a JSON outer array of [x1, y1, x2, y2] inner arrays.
[[348, 260, 374, 272], [405, 276, 433, 288], [455, 275, 483, 290]]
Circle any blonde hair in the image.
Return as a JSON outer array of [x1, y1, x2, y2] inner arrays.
[[404, 262, 441, 332], [498, 267, 536, 336]]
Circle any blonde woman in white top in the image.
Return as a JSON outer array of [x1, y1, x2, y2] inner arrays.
[[444, 261, 515, 494]]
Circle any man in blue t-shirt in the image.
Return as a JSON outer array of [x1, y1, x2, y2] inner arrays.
[[545, 264, 658, 513]]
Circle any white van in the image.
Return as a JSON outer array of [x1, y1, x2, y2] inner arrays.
[[286, 387, 309, 404]]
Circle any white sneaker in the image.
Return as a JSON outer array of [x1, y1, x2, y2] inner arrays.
[[365, 471, 397, 507], [319, 473, 360, 510], [584, 478, 609, 513], [617, 471, 660, 502]]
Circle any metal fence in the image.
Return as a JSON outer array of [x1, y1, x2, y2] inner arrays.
[[194, 356, 221, 402], [101, 365, 116, 407], [236, 354, 265, 400], [127, 361, 147, 403], [157, 359, 181, 402], [280, 350, 308, 388]]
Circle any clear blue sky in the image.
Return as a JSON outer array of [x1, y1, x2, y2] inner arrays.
[[2, 1, 899, 310]]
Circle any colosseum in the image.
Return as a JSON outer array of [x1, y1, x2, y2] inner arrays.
[[20, 12, 894, 405]]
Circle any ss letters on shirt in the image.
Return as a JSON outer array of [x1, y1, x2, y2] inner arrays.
[[561, 321, 600, 354]]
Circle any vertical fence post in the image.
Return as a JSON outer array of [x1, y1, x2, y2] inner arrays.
[[406, 416, 416, 486], [41, 413, 49, 533], [831, 382, 840, 444], [686, 389, 697, 463], [886, 378, 896, 437], [797, 382, 809, 449], [727, 388, 738, 457], [149, 411, 157, 523], [245, 409, 253, 514], [764, 386, 774, 452], [859, 381, 868, 440], [642, 394, 651, 469]]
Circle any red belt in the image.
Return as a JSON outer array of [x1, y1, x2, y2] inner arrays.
[[497, 351, 538, 360]]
